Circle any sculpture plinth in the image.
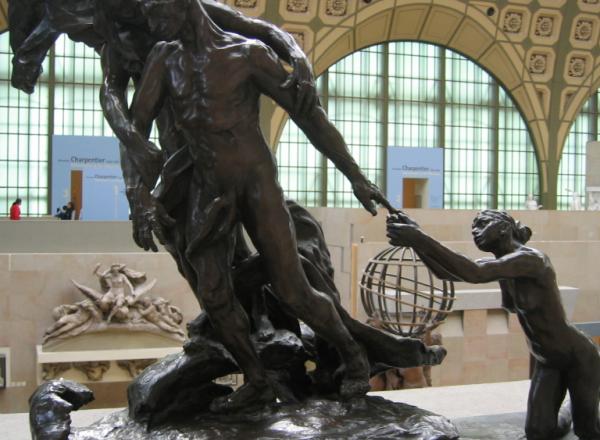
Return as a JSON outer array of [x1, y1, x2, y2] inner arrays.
[[70, 398, 459, 440]]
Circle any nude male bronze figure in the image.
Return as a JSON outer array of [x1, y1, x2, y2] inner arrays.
[[387, 210, 600, 440], [128, 0, 395, 412]]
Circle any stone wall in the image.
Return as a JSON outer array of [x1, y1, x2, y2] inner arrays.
[[1, 208, 599, 412]]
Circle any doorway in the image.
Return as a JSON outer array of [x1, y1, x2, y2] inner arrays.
[[402, 178, 429, 208]]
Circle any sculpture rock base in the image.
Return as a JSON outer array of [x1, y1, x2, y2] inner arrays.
[[72, 396, 459, 440]]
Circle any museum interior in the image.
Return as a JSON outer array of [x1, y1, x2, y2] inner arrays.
[[2, 0, 600, 438]]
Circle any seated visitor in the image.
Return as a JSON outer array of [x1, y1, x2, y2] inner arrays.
[[10, 198, 22, 220]]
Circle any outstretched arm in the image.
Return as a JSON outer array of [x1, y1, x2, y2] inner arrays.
[[101, 44, 171, 251], [203, 0, 315, 115], [10, 15, 61, 94], [125, 42, 177, 251], [386, 223, 543, 283], [100, 45, 163, 190], [250, 44, 394, 215]]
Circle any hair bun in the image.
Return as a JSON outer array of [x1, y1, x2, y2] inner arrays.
[[515, 221, 532, 244]]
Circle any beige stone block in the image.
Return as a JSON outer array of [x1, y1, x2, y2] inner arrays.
[[428, 365, 442, 386], [463, 310, 487, 336], [480, 44, 521, 90], [10, 330, 37, 382], [487, 309, 508, 335], [439, 361, 463, 386], [463, 335, 487, 362], [485, 359, 510, 383], [572, 291, 600, 323], [314, 30, 353, 73], [85, 382, 129, 409], [355, 10, 393, 51], [389, 5, 430, 41], [356, 0, 394, 22], [450, 17, 494, 60], [0, 254, 9, 271], [508, 333, 530, 358], [463, 360, 488, 384], [0, 385, 36, 413], [508, 357, 531, 381], [9, 253, 92, 273], [420, 6, 464, 45], [0, 319, 37, 379], [466, 3, 499, 37], [440, 337, 463, 368], [8, 270, 57, 324], [486, 334, 508, 360], [508, 313, 522, 333], [511, 85, 534, 121], [0, 271, 9, 321], [439, 313, 463, 338]]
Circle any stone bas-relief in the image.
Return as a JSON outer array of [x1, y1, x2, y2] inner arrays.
[[42, 363, 71, 381], [387, 210, 600, 440], [43, 263, 185, 345], [43, 359, 159, 381], [528, 53, 548, 75], [73, 361, 110, 381], [568, 56, 588, 78], [503, 11, 524, 33], [117, 359, 157, 378]]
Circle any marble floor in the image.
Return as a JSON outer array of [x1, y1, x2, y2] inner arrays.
[[0, 380, 577, 439]]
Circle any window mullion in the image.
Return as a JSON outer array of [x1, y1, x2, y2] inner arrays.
[[320, 71, 329, 207], [491, 80, 499, 209], [381, 43, 389, 196], [47, 45, 56, 215]]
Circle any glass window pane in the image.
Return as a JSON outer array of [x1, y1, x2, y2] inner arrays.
[[557, 96, 594, 210], [276, 42, 539, 210]]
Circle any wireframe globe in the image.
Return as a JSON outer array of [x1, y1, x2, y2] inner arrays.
[[360, 246, 455, 338]]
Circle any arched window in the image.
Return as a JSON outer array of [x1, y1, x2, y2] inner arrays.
[[557, 93, 598, 210], [276, 42, 540, 210]]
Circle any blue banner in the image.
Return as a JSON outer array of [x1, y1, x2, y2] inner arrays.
[[386, 147, 444, 209], [51, 136, 129, 221]]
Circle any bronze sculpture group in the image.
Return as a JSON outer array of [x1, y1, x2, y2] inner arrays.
[[9, 0, 600, 438]]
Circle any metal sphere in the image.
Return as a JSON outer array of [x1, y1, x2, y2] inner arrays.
[[360, 246, 455, 337]]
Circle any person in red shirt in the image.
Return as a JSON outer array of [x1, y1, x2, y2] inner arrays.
[[10, 198, 21, 220]]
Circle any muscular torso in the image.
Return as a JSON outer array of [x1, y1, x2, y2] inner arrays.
[[106, 273, 128, 294], [162, 38, 274, 181]]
